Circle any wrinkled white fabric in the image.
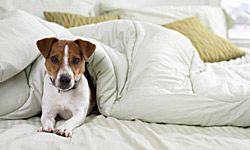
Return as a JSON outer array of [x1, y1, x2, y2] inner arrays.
[[70, 20, 250, 126], [0, 10, 73, 119], [1, 115, 250, 150]]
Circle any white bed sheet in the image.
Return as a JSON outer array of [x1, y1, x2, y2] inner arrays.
[[0, 115, 250, 150]]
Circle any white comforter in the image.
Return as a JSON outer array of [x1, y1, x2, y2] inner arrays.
[[1, 10, 250, 127], [192, 55, 250, 102], [70, 20, 250, 127]]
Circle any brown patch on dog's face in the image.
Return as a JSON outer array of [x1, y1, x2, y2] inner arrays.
[[45, 41, 66, 80], [71, 39, 96, 80], [67, 42, 86, 80], [36, 37, 61, 80], [37, 37, 96, 90]]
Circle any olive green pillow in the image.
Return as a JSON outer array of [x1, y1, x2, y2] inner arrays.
[[162, 17, 245, 62], [44, 11, 119, 28]]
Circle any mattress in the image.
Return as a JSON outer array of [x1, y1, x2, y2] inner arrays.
[[0, 115, 250, 150]]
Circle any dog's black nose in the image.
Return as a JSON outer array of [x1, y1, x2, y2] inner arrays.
[[59, 75, 71, 89], [60, 76, 71, 84]]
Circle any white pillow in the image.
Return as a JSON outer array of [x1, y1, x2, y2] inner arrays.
[[0, 0, 96, 18], [100, 0, 220, 7], [100, 5, 228, 38]]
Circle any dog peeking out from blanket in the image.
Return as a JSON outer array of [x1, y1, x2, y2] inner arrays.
[[36, 37, 96, 137]]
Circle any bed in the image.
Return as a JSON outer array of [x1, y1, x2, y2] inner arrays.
[[1, 0, 250, 149]]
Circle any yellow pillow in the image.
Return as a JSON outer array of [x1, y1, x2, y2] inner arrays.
[[162, 17, 245, 62], [44, 11, 119, 28]]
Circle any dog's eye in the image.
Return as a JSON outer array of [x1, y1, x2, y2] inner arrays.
[[72, 58, 80, 64], [51, 56, 59, 64]]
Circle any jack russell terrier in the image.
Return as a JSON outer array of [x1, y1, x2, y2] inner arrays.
[[36, 37, 96, 137]]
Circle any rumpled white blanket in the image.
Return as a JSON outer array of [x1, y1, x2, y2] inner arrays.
[[70, 20, 250, 126], [1, 10, 250, 127]]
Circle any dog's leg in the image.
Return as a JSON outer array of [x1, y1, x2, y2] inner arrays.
[[38, 111, 56, 133], [54, 110, 86, 137]]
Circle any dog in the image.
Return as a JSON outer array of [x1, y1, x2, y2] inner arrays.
[[36, 37, 96, 137]]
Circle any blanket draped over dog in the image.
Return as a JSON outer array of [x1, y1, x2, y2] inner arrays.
[[1, 10, 250, 127]]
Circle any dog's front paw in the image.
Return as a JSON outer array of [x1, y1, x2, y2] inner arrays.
[[37, 126, 54, 133], [54, 127, 72, 137]]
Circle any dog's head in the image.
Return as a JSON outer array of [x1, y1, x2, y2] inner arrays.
[[36, 37, 96, 91]]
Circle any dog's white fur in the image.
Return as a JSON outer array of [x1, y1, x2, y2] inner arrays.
[[55, 45, 74, 90], [38, 45, 90, 137]]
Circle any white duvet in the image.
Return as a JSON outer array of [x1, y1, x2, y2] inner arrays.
[[192, 55, 250, 102], [1, 10, 250, 127], [70, 20, 250, 127]]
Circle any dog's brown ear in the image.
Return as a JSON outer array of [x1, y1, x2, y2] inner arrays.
[[74, 39, 96, 60], [36, 37, 58, 58]]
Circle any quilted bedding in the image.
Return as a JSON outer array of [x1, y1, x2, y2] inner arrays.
[[70, 21, 250, 126]]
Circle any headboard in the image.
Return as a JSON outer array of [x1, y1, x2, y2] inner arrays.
[[101, 0, 221, 7]]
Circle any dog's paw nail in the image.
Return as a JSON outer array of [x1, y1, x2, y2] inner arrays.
[[54, 129, 60, 134], [48, 128, 54, 133], [65, 132, 72, 137], [38, 127, 54, 133], [37, 127, 43, 132], [54, 128, 72, 138]]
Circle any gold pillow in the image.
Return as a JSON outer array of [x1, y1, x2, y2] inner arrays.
[[162, 17, 245, 62], [44, 11, 119, 28]]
